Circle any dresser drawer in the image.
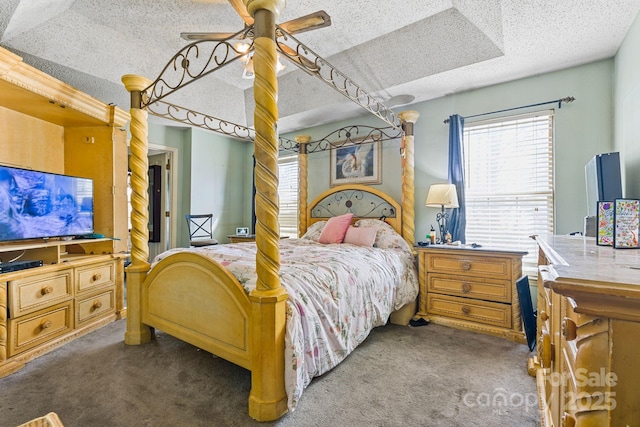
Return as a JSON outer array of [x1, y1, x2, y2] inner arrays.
[[427, 293, 512, 328], [7, 269, 73, 318], [75, 262, 114, 295], [8, 301, 73, 356], [425, 253, 513, 280], [75, 288, 115, 327], [561, 297, 609, 379], [428, 273, 511, 303]]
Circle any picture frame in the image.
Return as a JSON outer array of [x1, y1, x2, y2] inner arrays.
[[596, 201, 614, 246], [613, 198, 640, 249], [330, 135, 381, 187], [235, 227, 249, 236]]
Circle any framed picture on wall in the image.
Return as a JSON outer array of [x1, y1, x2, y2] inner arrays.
[[597, 201, 614, 246], [613, 198, 640, 249], [330, 134, 381, 187]]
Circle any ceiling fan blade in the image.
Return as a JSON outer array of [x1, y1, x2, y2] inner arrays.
[[180, 31, 240, 41], [278, 43, 319, 73], [279, 10, 331, 35], [228, 0, 254, 25]]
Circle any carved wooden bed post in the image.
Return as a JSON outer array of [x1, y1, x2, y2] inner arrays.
[[122, 74, 154, 345], [295, 134, 310, 236], [244, 0, 288, 421], [398, 110, 419, 248]]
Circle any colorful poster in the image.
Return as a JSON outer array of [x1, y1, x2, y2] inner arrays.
[[614, 199, 640, 249], [597, 201, 614, 246]]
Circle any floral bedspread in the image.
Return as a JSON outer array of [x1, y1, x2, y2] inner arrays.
[[152, 238, 418, 410]]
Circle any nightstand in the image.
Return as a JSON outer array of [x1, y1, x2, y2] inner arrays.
[[415, 245, 527, 343], [227, 234, 256, 243]]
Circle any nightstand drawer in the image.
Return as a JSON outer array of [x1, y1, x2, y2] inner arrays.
[[8, 269, 73, 318], [8, 301, 73, 356], [427, 273, 511, 303], [75, 288, 115, 326], [427, 293, 512, 328], [426, 253, 513, 280], [75, 262, 114, 294]]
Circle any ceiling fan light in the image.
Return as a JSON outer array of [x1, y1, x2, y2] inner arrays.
[[276, 54, 286, 73]]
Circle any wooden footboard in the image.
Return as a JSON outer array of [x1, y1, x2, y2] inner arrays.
[[142, 252, 253, 369], [136, 251, 288, 420]]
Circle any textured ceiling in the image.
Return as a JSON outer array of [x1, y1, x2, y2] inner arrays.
[[1, 0, 639, 133]]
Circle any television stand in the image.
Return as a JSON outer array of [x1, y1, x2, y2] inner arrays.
[[0, 238, 126, 378]]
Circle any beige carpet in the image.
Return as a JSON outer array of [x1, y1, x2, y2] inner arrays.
[[0, 319, 538, 426]]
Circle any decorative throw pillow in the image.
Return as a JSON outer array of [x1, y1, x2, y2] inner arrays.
[[301, 221, 327, 241], [318, 213, 354, 244], [354, 219, 413, 253], [343, 225, 377, 247]]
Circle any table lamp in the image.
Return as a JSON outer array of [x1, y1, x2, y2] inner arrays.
[[425, 183, 459, 243]]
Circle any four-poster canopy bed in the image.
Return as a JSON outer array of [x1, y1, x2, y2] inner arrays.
[[122, 0, 420, 421]]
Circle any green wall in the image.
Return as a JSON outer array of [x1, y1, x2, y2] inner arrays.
[[614, 11, 640, 199], [284, 59, 615, 240]]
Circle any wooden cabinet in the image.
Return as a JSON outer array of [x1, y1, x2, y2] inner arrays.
[[534, 235, 640, 427], [1, 239, 125, 376], [0, 46, 128, 377], [415, 245, 526, 343]]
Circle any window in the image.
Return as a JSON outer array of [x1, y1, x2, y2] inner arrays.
[[463, 111, 554, 277], [278, 154, 299, 238]]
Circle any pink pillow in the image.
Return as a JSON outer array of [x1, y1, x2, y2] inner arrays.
[[343, 226, 377, 247], [318, 213, 354, 244]]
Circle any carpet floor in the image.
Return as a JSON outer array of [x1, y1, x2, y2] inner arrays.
[[0, 319, 539, 427]]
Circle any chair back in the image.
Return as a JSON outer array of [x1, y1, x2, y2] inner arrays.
[[185, 214, 218, 247]]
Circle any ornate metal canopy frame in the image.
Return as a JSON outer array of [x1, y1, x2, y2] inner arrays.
[[136, 24, 403, 138]]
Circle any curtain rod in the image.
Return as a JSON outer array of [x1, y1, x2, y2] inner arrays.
[[443, 96, 575, 124]]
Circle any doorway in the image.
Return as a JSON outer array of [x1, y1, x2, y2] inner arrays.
[[127, 143, 179, 262]]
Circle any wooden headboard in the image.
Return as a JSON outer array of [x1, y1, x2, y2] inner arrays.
[[307, 184, 402, 235]]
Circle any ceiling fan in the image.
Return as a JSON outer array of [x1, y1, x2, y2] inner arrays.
[[180, 0, 331, 41]]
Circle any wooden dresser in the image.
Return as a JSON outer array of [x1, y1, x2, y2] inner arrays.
[[415, 245, 527, 343], [534, 235, 640, 427]]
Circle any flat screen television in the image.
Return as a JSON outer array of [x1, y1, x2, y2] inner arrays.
[[0, 165, 94, 242]]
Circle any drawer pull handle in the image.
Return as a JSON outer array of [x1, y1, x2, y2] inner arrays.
[[539, 331, 553, 368], [461, 283, 472, 293], [41, 320, 52, 330], [93, 301, 103, 310], [41, 286, 54, 295], [92, 273, 102, 282], [562, 318, 577, 341], [461, 306, 471, 315], [461, 262, 471, 271], [539, 310, 549, 321]]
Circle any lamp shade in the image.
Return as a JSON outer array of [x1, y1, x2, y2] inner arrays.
[[425, 183, 459, 208]]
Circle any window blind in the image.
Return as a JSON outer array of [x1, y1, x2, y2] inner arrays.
[[463, 111, 554, 277], [278, 154, 299, 238]]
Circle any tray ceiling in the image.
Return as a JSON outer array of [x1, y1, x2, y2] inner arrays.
[[1, 0, 638, 133]]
